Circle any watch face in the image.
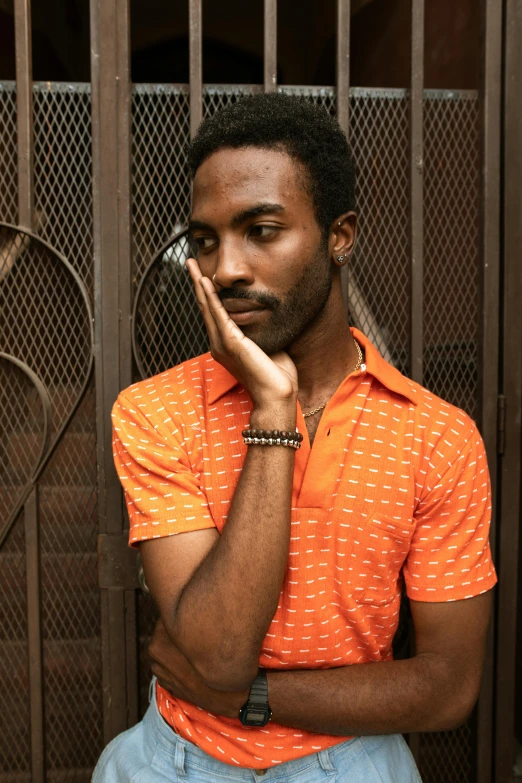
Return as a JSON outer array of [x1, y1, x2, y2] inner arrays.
[[239, 705, 272, 727]]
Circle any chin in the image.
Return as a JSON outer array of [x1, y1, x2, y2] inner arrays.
[[244, 327, 292, 355]]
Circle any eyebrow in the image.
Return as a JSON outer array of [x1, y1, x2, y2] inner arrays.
[[189, 203, 284, 233]]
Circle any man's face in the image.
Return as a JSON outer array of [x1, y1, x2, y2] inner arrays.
[[189, 147, 333, 355]]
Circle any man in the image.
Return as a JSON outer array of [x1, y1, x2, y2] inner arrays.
[[94, 94, 496, 782]]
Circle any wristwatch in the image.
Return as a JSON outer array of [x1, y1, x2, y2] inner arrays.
[[239, 669, 272, 727]]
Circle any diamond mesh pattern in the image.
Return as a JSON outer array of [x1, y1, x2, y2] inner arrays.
[[422, 90, 480, 419], [0, 358, 47, 523], [39, 378, 102, 772], [0, 511, 30, 775], [134, 233, 208, 379], [350, 88, 410, 371], [279, 84, 336, 115], [203, 83, 260, 116], [1, 79, 101, 779], [0, 225, 92, 438], [33, 83, 94, 291], [0, 82, 17, 224], [132, 85, 191, 279], [418, 723, 473, 783]]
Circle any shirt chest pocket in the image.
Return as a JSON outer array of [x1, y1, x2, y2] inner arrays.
[[350, 514, 416, 606]]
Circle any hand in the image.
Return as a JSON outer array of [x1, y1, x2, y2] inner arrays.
[[148, 619, 249, 719], [186, 257, 298, 411]]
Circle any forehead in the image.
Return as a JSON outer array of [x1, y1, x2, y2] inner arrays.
[[191, 147, 313, 220]]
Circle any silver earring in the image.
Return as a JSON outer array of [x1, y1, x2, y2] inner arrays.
[[337, 255, 345, 263]]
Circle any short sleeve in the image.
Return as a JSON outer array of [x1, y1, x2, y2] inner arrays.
[[112, 392, 216, 547], [404, 421, 497, 601]]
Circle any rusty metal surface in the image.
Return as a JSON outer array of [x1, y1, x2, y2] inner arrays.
[[14, 0, 33, 230], [264, 0, 277, 92], [25, 486, 44, 783], [409, 0, 424, 385], [189, 0, 203, 137], [90, 0, 137, 745], [496, 1, 522, 780]]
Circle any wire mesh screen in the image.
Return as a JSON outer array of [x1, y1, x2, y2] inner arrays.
[[133, 232, 208, 379], [33, 83, 94, 292], [0, 360, 32, 777], [0, 82, 18, 224], [39, 380, 101, 778], [423, 90, 480, 421], [0, 80, 101, 782], [132, 84, 191, 279], [350, 88, 410, 370]]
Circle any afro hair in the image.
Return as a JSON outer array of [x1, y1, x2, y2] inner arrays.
[[188, 92, 356, 238]]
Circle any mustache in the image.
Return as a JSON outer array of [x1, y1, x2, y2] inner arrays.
[[218, 287, 280, 311]]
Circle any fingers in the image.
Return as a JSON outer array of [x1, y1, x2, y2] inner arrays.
[[186, 258, 222, 347], [200, 276, 244, 343], [187, 258, 243, 349]]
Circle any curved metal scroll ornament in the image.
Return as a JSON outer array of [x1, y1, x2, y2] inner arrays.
[[0, 223, 94, 549], [132, 229, 208, 380]]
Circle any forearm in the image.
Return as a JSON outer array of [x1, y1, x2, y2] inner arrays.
[[266, 655, 473, 735], [170, 404, 296, 690]]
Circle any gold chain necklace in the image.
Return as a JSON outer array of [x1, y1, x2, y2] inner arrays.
[[302, 341, 365, 419]]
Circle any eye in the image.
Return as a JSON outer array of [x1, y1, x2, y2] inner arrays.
[[193, 235, 217, 252], [249, 224, 279, 239]]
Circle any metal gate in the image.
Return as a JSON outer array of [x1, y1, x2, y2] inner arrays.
[[0, 1, 520, 781]]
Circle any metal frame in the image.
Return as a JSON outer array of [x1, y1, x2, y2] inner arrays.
[[14, 0, 33, 230], [90, 0, 138, 743], [495, 3, 522, 780], [477, 1, 503, 781], [0, 224, 94, 549], [2, 0, 517, 778], [409, 0, 424, 385], [264, 0, 277, 92]]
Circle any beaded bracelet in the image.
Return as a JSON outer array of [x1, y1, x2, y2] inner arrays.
[[242, 428, 303, 449]]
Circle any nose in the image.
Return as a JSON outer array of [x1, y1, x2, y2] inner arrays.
[[212, 239, 254, 290]]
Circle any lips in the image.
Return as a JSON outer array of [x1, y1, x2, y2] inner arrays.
[[222, 300, 266, 313]]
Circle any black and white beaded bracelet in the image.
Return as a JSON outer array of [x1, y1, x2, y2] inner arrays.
[[242, 428, 303, 449]]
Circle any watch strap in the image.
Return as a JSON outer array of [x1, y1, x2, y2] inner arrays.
[[246, 669, 268, 706]]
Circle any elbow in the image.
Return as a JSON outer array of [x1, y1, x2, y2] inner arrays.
[[429, 682, 480, 732]]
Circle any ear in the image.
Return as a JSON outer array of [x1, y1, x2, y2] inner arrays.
[[329, 212, 357, 267]]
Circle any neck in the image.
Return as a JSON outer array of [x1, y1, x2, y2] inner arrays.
[[287, 275, 358, 406]]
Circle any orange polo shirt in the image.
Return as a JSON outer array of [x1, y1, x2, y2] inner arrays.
[[112, 328, 496, 769]]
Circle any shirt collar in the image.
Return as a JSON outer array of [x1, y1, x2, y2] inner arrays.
[[207, 327, 417, 407]]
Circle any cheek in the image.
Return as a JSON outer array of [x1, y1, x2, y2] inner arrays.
[[256, 232, 319, 284]]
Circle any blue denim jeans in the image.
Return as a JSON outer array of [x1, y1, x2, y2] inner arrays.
[[93, 680, 422, 783]]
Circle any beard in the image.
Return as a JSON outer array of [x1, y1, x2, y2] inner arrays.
[[219, 241, 333, 355]]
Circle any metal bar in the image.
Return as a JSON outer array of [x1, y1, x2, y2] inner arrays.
[[25, 486, 45, 783], [90, 0, 136, 743], [409, 0, 424, 385], [264, 0, 277, 92], [336, 0, 351, 138], [336, 0, 351, 315], [189, 0, 203, 138], [475, 1, 502, 781], [14, 0, 33, 229], [125, 589, 139, 726], [495, 3, 522, 780]]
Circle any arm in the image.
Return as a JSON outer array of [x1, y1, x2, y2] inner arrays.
[[142, 260, 298, 691], [266, 591, 492, 734], [149, 590, 493, 734]]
